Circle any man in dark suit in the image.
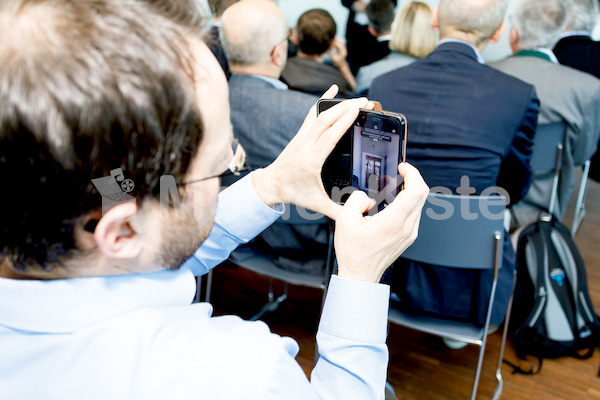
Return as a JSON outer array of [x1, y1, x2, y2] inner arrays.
[[342, 0, 397, 75], [369, 0, 540, 329], [492, 0, 600, 226], [220, 0, 329, 273], [553, 0, 600, 181]]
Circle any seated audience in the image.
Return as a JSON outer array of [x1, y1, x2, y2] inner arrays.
[[221, 1, 330, 272], [342, 0, 398, 75], [492, 0, 600, 227], [281, 9, 356, 98], [355, 1, 437, 95], [0, 0, 430, 399], [553, 0, 600, 181], [369, 0, 540, 333], [206, 0, 239, 79]]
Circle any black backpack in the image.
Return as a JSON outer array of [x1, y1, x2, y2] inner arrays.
[[505, 217, 600, 374]]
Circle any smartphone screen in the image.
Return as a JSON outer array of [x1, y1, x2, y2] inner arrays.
[[319, 100, 406, 209]]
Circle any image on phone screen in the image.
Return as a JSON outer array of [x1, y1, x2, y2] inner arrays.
[[351, 116, 402, 210]]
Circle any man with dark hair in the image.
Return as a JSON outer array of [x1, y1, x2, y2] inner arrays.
[[492, 0, 600, 226], [281, 8, 356, 98], [370, 0, 539, 338], [342, 0, 397, 74], [0, 0, 429, 398], [365, 0, 395, 52], [553, 0, 600, 181]]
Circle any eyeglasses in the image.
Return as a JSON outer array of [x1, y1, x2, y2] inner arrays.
[[177, 138, 250, 186]]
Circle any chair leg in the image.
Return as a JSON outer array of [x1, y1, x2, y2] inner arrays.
[[492, 278, 516, 400], [250, 279, 288, 321], [571, 160, 591, 237]]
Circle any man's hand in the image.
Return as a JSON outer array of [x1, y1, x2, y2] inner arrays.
[[328, 38, 357, 90], [252, 85, 374, 220], [328, 37, 348, 68], [334, 163, 429, 283]]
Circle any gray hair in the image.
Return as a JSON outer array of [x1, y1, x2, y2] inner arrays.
[[219, 8, 287, 66], [439, 0, 509, 46], [511, 0, 567, 49], [564, 0, 599, 31]]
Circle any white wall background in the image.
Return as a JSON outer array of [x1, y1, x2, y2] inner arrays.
[[197, 0, 600, 62]]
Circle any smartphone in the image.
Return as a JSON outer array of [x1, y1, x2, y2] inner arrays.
[[317, 99, 407, 210]]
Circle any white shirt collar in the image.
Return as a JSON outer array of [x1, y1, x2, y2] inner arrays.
[[534, 47, 559, 64], [438, 38, 485, 64], [251, 74, 289, 90], [377, 34, 392, 42], [559, 31, 592, 40]]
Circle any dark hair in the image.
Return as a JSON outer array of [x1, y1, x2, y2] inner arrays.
[[0, 0, 205, 271], [367, 0, 396, 35], [207, 0, 239, 18], [297, 8, 337, 55]]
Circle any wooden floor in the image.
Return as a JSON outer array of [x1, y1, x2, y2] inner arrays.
[[209, 171, 600, 399]]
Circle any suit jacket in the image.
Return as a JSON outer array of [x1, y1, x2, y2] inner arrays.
[[342, 0, 396, 75], [280, 57, 355, 98], [228, 74, 328, 273], [369, 42, 540, 325], [554, 35, 600, 79], [491, 54, 600, 225], [554, 35, 600, 181]]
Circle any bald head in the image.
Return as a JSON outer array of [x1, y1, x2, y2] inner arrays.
[[220, 0, 288, 70], [438, 0, 508, 46]]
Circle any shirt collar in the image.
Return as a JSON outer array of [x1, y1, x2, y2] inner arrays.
[[0, 266, 196, 333], [558, 31, 592, 40], [515, 48, 559, 64], [377, 34, 392, 42], [438, 38, 485, 64], [251, 74, 288, 90]]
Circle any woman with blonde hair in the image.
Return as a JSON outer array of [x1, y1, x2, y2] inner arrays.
[[356, 1, 437, 95]]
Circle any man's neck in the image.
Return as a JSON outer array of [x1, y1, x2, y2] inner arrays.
[[297, 51, 325, 64], [230, 64, 281, 79], [440, 31, 489, 53]]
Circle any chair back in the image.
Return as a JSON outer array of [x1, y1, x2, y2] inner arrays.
[[530, 122, 566, 172], [529, 122, 567, 216], [401, 193, 506, 270]]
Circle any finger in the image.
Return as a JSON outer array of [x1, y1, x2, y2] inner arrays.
[[316, 198, 344, 221], [298, 86, 341, 137], [375, 163, 428, 222], [338, 191, 375, 223], [320, 85, 339, 100], [313, 98, 368, 158]]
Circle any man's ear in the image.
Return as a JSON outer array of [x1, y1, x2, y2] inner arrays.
[[271, 43, 286, 67], [367, 25, 377, 37], [509, 27, 520, 54], [431, 6, 440, 31], [489, 19, 507, 44], [94, 201, 143, 259], [290, 28, 299, 46]]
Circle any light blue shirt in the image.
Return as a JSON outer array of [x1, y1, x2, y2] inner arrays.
[[0, 173, 390, 400]]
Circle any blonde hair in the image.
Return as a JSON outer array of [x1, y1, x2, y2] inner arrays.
[[389, 1, 437, 58]]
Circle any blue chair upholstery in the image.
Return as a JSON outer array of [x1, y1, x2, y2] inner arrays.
[[389, 193, 509, 400]]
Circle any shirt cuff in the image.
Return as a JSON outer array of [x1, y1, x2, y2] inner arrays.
[[319, 275, 390, 344], [215, 172, 284, 243]]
